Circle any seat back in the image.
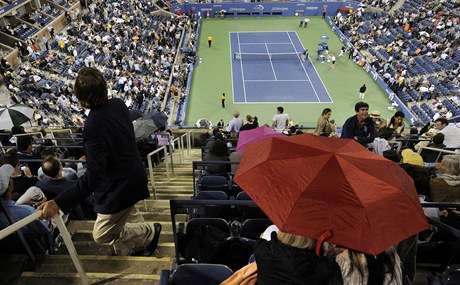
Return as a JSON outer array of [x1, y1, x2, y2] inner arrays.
[[194, 192, 231, 219], [172, 263, 233, 285], [198, 176, 230, 192], [236, 192, 268, 221], [240, 218, 273, 240]]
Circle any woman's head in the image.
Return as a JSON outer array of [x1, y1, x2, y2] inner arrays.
[[321, 108, 332, 118], [392, 111, 405, 125], [439, 155, 460, 176], [75, 67, 108, 109]]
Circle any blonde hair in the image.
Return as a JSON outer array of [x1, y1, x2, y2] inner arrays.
[[277, 231, 316, 249]]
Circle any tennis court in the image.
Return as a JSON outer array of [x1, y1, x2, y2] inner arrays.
[[230, 31, 331, 103], [186, 17, 392, 127]]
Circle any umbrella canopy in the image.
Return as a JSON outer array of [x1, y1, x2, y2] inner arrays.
[[236, 125, 283, 153], [234, 134, 428, 255], [129, 109, 143, 121], [0, 104, 34, 130], [133, 119, 157, 139], [196, 118, 212, 128], [142, 110, 168, 130]]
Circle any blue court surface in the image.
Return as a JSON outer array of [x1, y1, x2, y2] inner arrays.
[[230, 31, 332, 103]]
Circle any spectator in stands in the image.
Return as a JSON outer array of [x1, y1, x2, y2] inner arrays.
[[240, 115, 258, 131], [378, 111, 405, 139], [226, 111, 244, 136], [16, 135, 41, 176], [272, 107, 289, 134], [36, 155, 92, 220], [341, 102, 376, 147], [420, 133, 446, 163], [434, 118, 460, 149], [430, 155, 460, 202], [0, 152, 39, 201], [0, 164, 51, 237], [36, 155, 78, 200], [370, 110, 384, 129], [203, 139, 230, 176], [37, 67, 161, 256], [254, 229, 339, 285], [314, 108, 333, 136]]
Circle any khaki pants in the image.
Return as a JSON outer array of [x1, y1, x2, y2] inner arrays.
[[93, 206, 154, 249]]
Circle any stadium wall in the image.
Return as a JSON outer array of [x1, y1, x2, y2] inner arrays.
[[172, 1, 359, 18]]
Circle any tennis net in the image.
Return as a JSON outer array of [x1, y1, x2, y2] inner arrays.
[[234, 52, 303, 61]]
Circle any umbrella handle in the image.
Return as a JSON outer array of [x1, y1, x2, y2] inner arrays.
[[316, 230, 332, 256]]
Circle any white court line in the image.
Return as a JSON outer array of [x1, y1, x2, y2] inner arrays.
[[237, 32, 248, 103], [286, 31, 320, 102], [229, 33, 235, 105], [265, 43, 277, 80], [239, 42, 292, 45], [245, 79, 310, 82]]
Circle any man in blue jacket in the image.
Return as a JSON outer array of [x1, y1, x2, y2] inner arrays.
[[38, 67, 161, 256], [341, 101, 376, 147]]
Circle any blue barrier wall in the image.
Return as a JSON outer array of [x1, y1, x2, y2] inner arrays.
[[172, 1, 358, 18]]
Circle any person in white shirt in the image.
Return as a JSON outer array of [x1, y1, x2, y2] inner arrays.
[[272, 107, 289, 133], [434, 117, 460, 148], [226, 111, 243, 134]]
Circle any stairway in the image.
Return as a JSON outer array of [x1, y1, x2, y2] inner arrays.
[[7, 148, 201, 285]]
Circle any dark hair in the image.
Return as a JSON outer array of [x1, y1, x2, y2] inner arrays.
[[432, 133, 445, 145], [410, 128, 418, 135], [434, 117, 448, 126], [42, 155, 60, 178], [390, 111, 405, 128], [277, 106, 284, 113], [321, 108, 332, 116], [393, 111, 405, 119], [209, 140, 228, 157], [11, 126, 25, 135], [16, 135, 33, 152], [0, 152, 19, 167], [74, 67, 108, 109], [382, 150, 400, 163], [354, 102, 369, 112]]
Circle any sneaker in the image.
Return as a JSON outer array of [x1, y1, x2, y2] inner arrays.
[[145, 223, 162, 256]]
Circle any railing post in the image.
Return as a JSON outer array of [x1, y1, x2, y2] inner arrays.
[[53, 213, 90, 285], [187, 131, 191, 155], [147, 153, 157, 200]]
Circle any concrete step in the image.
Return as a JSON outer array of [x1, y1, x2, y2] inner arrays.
[[13, 147, 203, 284], [32, 255, 172, 274], [58, 242, 176, 257], [18, 272, 160, 285]]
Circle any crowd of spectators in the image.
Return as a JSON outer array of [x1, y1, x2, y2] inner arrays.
[[2, 0, 197, 129], [334, 0, 460, 125]]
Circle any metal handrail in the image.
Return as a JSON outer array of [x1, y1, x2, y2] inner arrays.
[[147, 145, 170, 199], [0, 210, 90, 285]]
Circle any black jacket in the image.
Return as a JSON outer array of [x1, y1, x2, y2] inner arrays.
[[55, 98, 149, 214], [254, 232, 341, 285]]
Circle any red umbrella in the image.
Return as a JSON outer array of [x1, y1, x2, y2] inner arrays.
[[234, 134, 428, 255], [236, 126, 283, 153]]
